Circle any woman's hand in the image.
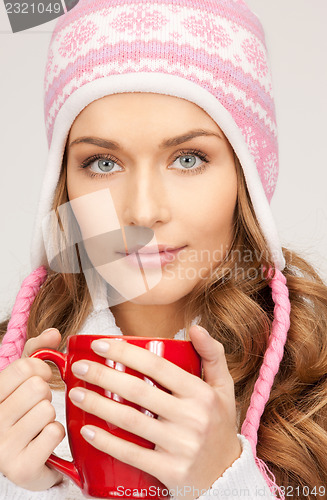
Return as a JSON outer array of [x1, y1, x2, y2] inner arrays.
[[0, 328, 65, 491], [68, 326, 242, 499]]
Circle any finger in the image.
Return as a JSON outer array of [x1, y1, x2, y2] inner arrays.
[[90, 338, 202, 398], [189, 325, 233, 388], [26, 421, 65, 461], [0, 358, 52, 404], [69, 388, 188, 455], [6, 399, 57, 458], [70, 361, 182, 420], [23, 422, 66, 485], [22, 329, 61, 358], [79, 424, 163, 481], [68, 387, 171, 449], [1, 376, 52, 429]]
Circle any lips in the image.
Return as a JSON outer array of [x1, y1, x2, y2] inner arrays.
[[117, 245, 187, 269], [117, 245, 186, 254]]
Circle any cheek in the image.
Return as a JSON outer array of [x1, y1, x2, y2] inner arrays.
[[66, 161, 100, 201], [66, 171, 88, 237], [211, 168, 238, 227], [183, 174, 237, 238], [66, 167, 84, 201], [66, 171, 121, 241]]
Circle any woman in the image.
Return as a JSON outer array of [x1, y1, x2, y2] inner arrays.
[[0, 0, 327, 498]]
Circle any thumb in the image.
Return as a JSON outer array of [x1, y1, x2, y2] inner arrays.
[[22, 328, 62, 358], [189, 325, 232, 388]]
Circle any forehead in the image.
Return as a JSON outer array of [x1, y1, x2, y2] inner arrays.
[[68, 92, 222, 138]]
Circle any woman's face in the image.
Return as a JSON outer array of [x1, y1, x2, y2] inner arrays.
[[66, 92, 237, 305]]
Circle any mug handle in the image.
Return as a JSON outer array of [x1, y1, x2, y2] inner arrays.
[[29, 349, 82, 489]]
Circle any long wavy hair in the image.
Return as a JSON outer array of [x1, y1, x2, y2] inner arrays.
[[1, 147, 327, 495]]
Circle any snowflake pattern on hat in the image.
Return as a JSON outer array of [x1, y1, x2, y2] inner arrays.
[[112, 7, 169, 33], [58, 19, 98, 58], [182, 16, 232, 49], [242, 37, 269, 78]]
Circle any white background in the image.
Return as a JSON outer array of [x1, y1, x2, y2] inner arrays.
[[0, 0, 326, 321]]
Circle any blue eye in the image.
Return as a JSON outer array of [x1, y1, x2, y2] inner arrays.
[[78, 149, 210, 179], [79, 155, 123, 178], [93, 159, 116, 172], [90, 158, 120, 174], [171, 150, 209, 174]]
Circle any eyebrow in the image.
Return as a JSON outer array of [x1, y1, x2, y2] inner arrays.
[[68, 129, 223, 150]]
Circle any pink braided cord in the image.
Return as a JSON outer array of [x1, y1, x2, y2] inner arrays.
[[0, 266, 48, 371], [241, 266, 291, 499]]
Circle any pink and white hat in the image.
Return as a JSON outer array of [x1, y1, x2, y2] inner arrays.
[[1, 2, 290, 496]]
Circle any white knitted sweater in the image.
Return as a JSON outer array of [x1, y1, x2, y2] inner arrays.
[[0, 309, 276, 499]]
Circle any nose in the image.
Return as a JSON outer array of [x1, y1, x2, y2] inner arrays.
[[122, 165, 170, 227]]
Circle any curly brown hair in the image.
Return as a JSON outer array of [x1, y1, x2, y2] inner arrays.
[[1, 150, 327, 497]]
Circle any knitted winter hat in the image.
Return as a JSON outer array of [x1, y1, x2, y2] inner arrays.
[[1, 1, 290, 496]]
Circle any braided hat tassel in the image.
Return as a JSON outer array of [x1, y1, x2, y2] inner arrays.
[[241, 267, 291, 499], [0, 266, 48, 371]]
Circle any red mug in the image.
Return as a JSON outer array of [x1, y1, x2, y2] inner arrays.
[[30, 334, 202, 499]]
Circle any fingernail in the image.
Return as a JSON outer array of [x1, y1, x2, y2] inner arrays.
[[197, 325, 210, 336], [72, 362, 89, 375], [81, 427, 95, 440], [69, 388, 85, 403], [43, 328, 59, 335], [92, 340, 110, 353]]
